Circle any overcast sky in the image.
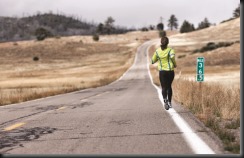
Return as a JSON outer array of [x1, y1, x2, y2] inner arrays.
[[0, 0, 240, 29]]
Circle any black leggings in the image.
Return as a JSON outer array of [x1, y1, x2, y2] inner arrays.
[[159, 70, 175, 102]]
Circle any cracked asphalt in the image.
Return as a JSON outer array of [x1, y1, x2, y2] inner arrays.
[[0, 40, 224, 154]]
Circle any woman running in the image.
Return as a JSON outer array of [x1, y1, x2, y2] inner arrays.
[[151, 36, 177, 110]]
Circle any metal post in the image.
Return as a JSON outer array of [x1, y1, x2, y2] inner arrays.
[[200, 82, 204, 113]]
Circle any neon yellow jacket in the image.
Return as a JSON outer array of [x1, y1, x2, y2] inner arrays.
[[151, 47, 177, 71]]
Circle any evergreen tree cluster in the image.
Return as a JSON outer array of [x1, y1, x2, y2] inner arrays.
[[180, 20, 195, 33], [96, 16, 135, 35]]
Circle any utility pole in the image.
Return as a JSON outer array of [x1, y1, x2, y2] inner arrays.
[[159, 16, 164, 23]]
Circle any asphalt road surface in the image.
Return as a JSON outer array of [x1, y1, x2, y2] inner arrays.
[[0, 40, 224, 155]]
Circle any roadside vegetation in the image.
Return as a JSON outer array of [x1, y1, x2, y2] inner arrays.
[[173, 79, 240, 153]]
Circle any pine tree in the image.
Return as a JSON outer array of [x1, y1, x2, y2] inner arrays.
[[97, 23, 104, 34], [180, 20, 195, 33], [197, 18, 211, 30], [104, 16, 115, 35], [168, 14, 178, 30], [233, 4, 240, 18]]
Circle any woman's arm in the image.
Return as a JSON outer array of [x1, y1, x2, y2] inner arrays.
[[170, 49, 177, 68], [151, 51, 158, 64]]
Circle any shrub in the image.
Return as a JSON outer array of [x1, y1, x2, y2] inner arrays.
[[192, 41, 235, 54], [178, 54, 186, 58], [218, 42, 234, 47], [93, 34, 99, 41], [13, 42, 18, 46], [157, 23, 164, 31], [192, 49, 200, 54], [35, 27, 53, 41], [225, 119, 240, 129], [159, 30, 166, 37], [141, 27, 149, 32], [199, 42, 217, 52], [33, 56, 39, 61]]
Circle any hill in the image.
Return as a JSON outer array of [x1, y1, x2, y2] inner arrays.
[[168, 17, 240, 88], [0, 13, 132, 42], [169, 17, 240, 54], [0, 13, 97, 42]]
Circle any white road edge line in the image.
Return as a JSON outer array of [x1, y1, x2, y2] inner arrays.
[[146, 42, 215, 154]]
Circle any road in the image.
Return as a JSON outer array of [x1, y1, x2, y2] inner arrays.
[[0, 40, 223, 154]]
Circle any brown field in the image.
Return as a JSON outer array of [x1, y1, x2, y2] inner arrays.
[[0, 30, 159, 106], [148, 18, 240, 153]]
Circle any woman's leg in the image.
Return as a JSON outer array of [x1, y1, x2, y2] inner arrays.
[[159, 71, 167, 101], [167, 71, 175, 103]]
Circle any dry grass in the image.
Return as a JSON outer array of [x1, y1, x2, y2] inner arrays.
[[172, 78, 240, 153], [169, 18, 240, 48], [0, 30, 159, 106], [172, 79, 240, 120]]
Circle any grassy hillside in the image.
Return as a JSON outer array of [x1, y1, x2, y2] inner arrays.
[[171, 17, 240, 88]]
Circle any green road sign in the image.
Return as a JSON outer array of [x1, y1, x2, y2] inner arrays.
[[196, 57, 204, 82]]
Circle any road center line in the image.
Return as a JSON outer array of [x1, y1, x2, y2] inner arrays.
[[146, 43, 215, 154], [3, 122, 25, 131]]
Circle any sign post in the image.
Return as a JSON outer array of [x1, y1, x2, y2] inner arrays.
[[196, 57, 204, 82], [196, 57, 205, 112]]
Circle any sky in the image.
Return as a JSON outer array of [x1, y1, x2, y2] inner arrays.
[[0, 0, 240, 29]]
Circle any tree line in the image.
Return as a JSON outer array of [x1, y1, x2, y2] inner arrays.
[[0, 4, 239, 42], [0, 13, 135, 42], [141, 3, 240, 34]]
